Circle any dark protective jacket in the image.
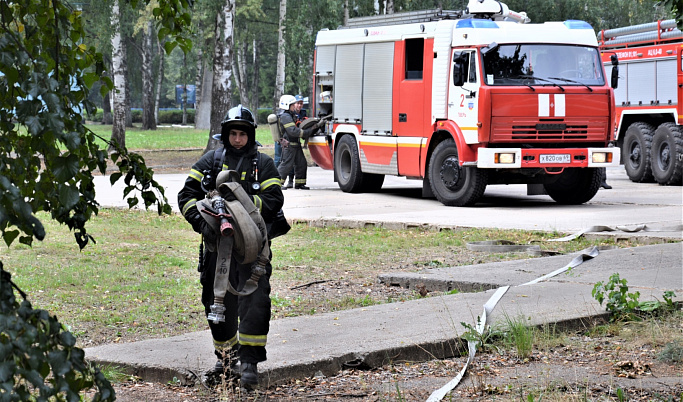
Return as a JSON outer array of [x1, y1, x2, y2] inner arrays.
[[178, 143, 284, 234], [278, 109, 314, 148]]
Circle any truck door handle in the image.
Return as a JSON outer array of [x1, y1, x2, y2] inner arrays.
[[398, 113, 407, 122]]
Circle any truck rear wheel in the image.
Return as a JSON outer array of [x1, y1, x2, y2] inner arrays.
[[334, 135, 364, 192], [623, 122, 655, 183], [543, 168, 601, 205], [651, 123, 683, 185], [428, 138, 487, 206]]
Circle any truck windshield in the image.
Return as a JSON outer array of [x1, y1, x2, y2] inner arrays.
[[481, 44, 605, 87]]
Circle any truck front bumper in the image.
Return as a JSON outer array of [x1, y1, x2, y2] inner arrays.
[[476, 147, 621, 169]]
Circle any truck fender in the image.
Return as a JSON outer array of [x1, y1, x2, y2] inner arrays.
[[429, 121, 478, 166]]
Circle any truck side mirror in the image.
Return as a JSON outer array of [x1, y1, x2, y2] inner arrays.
[[610, 54, 619, 89], [452, 53, 466, 86]]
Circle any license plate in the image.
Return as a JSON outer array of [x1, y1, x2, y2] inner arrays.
[[540, 154, 570, 164]]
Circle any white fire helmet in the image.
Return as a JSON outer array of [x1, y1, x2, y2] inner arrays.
[[279, 95, 297, 110]]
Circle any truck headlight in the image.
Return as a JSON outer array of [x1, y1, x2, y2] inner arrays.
[[592, 152, 612, 163], [495, 153, 515, 164]]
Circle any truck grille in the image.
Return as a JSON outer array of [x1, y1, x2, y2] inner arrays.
[[490, 118, 608, 142]]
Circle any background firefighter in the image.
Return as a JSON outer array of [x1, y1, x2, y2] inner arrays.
[[277, 95, 323, 190], [177, 105, 284, 389]]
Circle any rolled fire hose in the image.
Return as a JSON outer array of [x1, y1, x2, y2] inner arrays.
[[196, 171, 271, 323]]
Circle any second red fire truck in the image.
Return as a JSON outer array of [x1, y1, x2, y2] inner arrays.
[[599, 19, 682, 185], [307, 0, 620, 206]]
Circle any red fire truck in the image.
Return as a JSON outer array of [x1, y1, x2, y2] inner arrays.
[[599, 20, 682, 185], [307, 0, 620, 206]]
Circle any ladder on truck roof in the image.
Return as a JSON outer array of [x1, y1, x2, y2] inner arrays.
[[343, 0, 529, 28], [598, 19, 682, 48], [345, 9, 464, 28]]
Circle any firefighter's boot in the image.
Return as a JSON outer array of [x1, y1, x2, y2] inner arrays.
[[203, 351, 239, 387], [239, 362, 258, 389]]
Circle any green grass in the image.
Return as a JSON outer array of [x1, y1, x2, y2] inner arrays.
[[86, 124, 274, 150], [1, 209, 656, 348]]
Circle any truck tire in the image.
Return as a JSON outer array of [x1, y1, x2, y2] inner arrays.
[[651, 123, 683, 185], [543, 168, 601, 205], [428, 138, 487, 206], [334, 135, 364, 192], [623, 122, 655, 183]]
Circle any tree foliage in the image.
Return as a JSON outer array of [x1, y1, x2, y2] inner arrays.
[[1, 263, 114, 401], [0, 0, 189, 399]]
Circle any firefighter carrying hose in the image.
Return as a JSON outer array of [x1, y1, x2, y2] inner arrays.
[[178, 105, 284, 389], [277, 94, 324, 190]]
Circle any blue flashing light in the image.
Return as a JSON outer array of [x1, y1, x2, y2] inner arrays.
[[456, 19, 499, 29], [564, 20, 593, 30]]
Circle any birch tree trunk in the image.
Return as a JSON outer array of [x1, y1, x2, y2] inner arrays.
[[205, 0, 235, 152], [110, 0, 127, 150], [154, 37, 165, 125], [343, 0, 349, 27], [234, 40, 250, 107], [386, 0, 394, 14], [252, 39, 259, 112], [182, 51, 188, 125], [194, 47, 203, 113], [273, 0, 286, 108], [125, 77, 132, 128], [195, 59, 213, 129], [102, 89, 113, 125], [141, 19, 156, 130]]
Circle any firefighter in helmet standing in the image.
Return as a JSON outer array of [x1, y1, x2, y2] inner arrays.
[[177, 105, 284, 389], [277, 94, 322, 190]]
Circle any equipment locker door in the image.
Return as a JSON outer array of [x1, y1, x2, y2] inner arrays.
[[448, 50, 481, 144]]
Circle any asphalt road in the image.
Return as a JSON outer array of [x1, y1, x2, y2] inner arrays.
[[94, 166, 682, 239]]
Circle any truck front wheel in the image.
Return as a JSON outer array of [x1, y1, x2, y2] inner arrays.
[[651, 123, 683, 185], [543, 168, 601, 205], [428, 139, 487, 206], [334, 135, 364, 192], [623, 122, 655, 183]]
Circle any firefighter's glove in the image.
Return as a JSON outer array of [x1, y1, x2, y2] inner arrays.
[[302, 127, 313, 140], [218, 186, 237, 202], [280, 138, 289, 148], [200, 220, 217, 245]]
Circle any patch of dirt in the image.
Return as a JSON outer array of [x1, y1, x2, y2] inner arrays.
[[111, 315, 683, 401]]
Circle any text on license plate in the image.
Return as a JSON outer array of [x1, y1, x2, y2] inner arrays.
[[540, 154, 570, 164]]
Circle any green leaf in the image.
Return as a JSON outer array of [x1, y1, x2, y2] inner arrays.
[[25, 115, 43, 135], [109, 172, 122, 185], [83, 72, 99, 89], [127, 197, 139, 208], [163, 40, 178, 54], [58, 185, 80, 209], [53, 155, 80, 182], [2, 226, 20, 246]]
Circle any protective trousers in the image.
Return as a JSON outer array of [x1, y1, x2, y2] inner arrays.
[[277, 145, 307, 186], [200, 250, 272, 364]]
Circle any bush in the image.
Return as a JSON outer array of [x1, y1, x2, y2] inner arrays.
[[257, 108, 274, 125], [85, 109, 195, 125], [158, 109, 195, 124]]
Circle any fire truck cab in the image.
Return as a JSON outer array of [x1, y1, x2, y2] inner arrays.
[[308, 0, 620, 206]]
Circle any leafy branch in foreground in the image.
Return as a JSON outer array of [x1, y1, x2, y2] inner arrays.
[[1, 262, 115, 400], [0, 0, 189, 399]]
